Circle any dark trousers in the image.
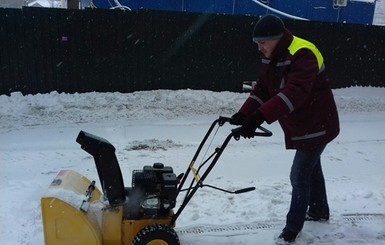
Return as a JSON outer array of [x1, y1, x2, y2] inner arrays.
[[286, 145, 329, 232]]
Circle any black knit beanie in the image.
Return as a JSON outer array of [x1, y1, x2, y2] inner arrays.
[[253, 14, 285, 43]]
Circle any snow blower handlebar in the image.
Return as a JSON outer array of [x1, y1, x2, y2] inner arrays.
[[170, 116, 272, 225], [231, 124, 273, 140], [221, 116, 273, 140]]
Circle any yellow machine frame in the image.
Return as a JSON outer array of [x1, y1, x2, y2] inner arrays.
[[41, 170, 174, 245]]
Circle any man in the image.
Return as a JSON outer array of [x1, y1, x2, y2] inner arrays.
[[231, 14, 340, 243]]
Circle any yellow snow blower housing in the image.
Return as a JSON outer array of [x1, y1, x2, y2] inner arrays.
[[41, 131, 179, 245]]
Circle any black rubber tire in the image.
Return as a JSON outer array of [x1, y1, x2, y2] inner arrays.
[[132, 224, 180, 245]]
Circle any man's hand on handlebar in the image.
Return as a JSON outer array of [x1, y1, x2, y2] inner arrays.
[[230, 112, 245, 126], [240, 111, 265, 138]]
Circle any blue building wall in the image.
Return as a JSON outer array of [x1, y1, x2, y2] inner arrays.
[[91, 0, 375, 25]]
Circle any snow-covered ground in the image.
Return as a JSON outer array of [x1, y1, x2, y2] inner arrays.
[[0, 86, 384, 244]]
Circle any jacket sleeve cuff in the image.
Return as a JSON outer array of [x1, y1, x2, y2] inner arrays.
[[239, 96, 262, 116]]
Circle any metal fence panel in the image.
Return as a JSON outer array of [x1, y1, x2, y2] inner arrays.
[[0, 8, 384, 95]]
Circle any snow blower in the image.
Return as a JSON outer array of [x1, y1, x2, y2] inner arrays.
[[41, 116, 272, 244]]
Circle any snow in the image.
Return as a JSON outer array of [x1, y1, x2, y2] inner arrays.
[[27, 0, 61, 8], [351, 0, 376, 3], [0, 86, 385, 244]]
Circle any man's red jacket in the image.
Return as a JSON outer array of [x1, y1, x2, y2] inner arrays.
[[240, 30, 340, 150]]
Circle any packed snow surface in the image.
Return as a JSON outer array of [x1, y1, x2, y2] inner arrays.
[[0, 86, 384, 244]]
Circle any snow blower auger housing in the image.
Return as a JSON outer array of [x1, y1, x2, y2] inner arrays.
[[41, 116, 272, 245]]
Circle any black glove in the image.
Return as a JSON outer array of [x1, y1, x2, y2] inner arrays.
[[240, 111, 265, 138], [230, 112, 245, 125]]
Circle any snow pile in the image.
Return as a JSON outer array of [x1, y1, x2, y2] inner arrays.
[[1, 86, 384, 132], [334, 86, 385, 113], [0, 90, 243, 131]]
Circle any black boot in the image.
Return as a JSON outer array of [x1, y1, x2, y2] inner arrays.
[[278, 227, 298, 243]]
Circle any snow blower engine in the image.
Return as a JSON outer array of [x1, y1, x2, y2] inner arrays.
[[125, 162, 178, 219]]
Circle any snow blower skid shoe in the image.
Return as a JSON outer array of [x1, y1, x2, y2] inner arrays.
[[40, 116, 272, 245]]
